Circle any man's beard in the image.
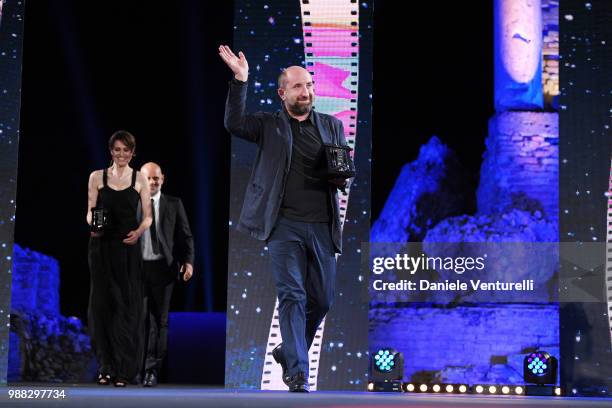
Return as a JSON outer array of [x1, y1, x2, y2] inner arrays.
[[287, 98, 313, 116]]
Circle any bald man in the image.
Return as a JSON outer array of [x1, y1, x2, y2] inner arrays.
[[139, 162, 194, 387], [219, 46, 353, 392]]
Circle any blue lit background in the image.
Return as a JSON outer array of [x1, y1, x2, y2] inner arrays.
[[369, 0, 561, 387]]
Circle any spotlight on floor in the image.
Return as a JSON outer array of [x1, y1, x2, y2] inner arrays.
[[404, 383, 415, 392], [524, 351, 559, 396], [524, 351, 558, 385], [473, 384, 500, 395], [368, 348, 403, 392], [442, 383, 468, 394], [403, 382, 532, 396], [403, 383, 468, 394]]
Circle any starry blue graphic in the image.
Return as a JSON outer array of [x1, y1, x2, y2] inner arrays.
[[558, 0, 612, 397], [0, 0, 25, 385]]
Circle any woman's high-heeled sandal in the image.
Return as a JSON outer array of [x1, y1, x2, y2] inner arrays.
[[97, 373, 111, 385]]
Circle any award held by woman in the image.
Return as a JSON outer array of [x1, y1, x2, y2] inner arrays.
[[323, 143, 356, 179], [91, 206, 110, 233]]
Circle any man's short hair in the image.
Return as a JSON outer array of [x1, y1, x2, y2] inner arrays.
[[108, 130, 136, 152], [277, 69, 288, 89]]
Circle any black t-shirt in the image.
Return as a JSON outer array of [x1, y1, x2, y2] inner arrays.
[[280, 113, 331, 222]]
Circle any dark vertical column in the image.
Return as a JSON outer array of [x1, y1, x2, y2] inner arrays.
[[0, 0, 26, 385]]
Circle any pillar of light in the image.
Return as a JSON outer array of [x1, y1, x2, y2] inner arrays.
[[494, 0, 544, 110], [498, 0, 542, 83]]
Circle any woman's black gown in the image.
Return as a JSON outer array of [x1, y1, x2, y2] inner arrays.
[[88, 168, 144, 382]]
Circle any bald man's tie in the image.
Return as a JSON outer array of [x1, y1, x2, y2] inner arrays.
[[150, 198, 160, 255]]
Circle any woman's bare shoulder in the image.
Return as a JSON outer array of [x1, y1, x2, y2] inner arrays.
[[88, 169, 105, 186]]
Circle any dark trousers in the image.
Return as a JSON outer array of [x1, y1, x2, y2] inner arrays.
[[143, 259, 175, 375], [267, 216, 337, 377]]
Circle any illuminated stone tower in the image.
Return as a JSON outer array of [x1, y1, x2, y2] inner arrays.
[[478, 0, 559, 222]]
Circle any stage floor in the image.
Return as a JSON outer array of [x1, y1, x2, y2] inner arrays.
[[1, 385, 610, 408]]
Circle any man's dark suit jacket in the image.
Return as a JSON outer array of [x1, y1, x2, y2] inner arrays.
[[224, 79, 350, 253], [152, 194, 194, 275]]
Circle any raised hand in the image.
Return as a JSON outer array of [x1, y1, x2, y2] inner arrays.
[[218, 45, 249, 82]]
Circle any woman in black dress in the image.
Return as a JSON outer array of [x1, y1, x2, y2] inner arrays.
[[86, 130, 152, 387]]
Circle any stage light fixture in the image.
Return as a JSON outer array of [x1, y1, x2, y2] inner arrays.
[[524, 351, 558, 385], [554, 387, 561, 396], [373, 348, 401, 374], [369, 348, 403, 392], [473, 384, 502, 394], [367, 382, 374, 391], [401, 382, 543, 396], [428, 384, 468, 394]]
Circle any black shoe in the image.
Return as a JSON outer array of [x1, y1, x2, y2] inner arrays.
[[272, 344, 290, 385], [113, 378, 128, 387], [287, 371, 309, 393], [143, 371, 158, 387]]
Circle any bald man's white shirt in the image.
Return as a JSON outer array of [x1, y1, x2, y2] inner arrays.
[[142, 190, 164, 261]]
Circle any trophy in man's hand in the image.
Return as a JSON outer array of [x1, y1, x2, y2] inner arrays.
[[323, 143, 356, 180]]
